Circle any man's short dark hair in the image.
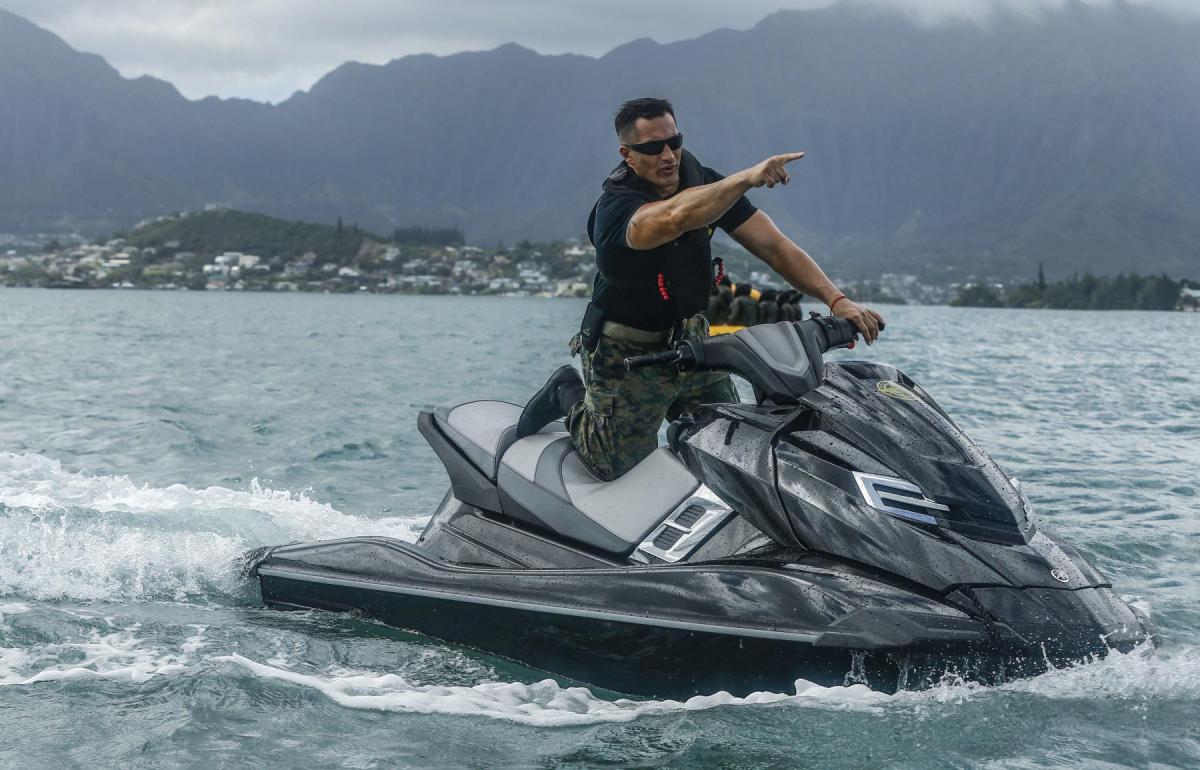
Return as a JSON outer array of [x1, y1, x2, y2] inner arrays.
[[614, 97, 675, 143]]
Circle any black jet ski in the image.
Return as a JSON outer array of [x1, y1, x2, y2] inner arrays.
[[244, 316, 1152, 697]]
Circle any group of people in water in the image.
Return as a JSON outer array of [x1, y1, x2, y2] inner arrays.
[[705, 277, 804, 327]]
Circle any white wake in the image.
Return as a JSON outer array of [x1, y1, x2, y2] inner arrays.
[[214, 642, 1196, 727], [0, 451, 425, 601]]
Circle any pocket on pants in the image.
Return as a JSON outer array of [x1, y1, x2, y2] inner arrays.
[[585, 391, 614, 420]]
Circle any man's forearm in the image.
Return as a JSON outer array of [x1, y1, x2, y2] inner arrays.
[[629, 174, 751, 249], [764, 237, 842, 307], [629, 153, 802, 250], [661, 172, 753, 233], [732, 208, 884, 340]]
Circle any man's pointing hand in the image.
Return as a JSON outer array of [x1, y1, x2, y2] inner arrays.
[[745, 152, 805, 189]]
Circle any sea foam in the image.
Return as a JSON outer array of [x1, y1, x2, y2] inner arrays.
[[217, 653, 890, 726], [0, 623, 207, 687], [0, 451, 425, 602], [215, 642, 1199, 727]]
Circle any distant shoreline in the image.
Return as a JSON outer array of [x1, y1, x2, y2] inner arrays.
[[5, 285, 1198, 314], [1, 283, 587, 299], [3, 208, 1195, 311]]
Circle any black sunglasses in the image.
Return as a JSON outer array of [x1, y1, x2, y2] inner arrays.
[[624, 132, 684, 156]]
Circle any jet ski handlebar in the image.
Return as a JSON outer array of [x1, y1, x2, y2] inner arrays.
[[810, 313, 865, 351], [624, 316, 862, 373]]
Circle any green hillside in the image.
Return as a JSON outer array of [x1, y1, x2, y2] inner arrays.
[[126, 210, 386, 263]]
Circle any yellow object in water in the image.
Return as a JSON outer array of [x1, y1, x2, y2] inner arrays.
[[709, 284, 759, 334], [730, 284, 761, 301]]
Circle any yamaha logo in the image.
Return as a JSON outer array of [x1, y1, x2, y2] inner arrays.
[[876, 380, 919, 401], [1051, 568, 1071, 583]]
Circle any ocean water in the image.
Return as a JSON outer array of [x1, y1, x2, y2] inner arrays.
[[0, 288, 1196, 769]]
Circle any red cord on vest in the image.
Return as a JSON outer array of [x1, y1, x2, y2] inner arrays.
[[713, 258, 725, 286], [657, 272, 671, 301]]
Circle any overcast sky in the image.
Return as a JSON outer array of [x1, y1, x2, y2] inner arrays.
[[3, 0, 1195, 102]]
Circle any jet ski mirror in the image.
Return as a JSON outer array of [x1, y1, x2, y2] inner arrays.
[[624, 316, 861, 405]]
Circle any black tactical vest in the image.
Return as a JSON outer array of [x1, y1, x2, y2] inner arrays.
[[587, 150, 716, 332]]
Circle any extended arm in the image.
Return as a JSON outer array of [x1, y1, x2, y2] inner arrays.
[[627, 153, 804, 250], [730, 210, 885, 343]]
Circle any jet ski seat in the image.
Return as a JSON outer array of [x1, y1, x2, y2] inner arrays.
[[496, 432, 701, 555], [433, 400, 565, 481], [433, 400, 524, 480]]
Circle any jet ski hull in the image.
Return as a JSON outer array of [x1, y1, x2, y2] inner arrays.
[[246, 537, 1147, 697], [257, 566, 871, 696]]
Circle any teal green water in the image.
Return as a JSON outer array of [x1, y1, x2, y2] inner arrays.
[[0, 289, 1197, 768]]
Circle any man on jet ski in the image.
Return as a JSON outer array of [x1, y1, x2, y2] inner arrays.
[[517, 97, 885, 481]]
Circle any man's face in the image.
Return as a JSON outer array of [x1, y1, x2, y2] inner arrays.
[[619, 114, 681, 195]]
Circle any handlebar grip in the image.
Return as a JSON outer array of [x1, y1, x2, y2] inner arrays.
[[814, 316, 858, 352], [624, 349, 681, 371]]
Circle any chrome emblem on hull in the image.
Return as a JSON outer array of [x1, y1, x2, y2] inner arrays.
[[1051, 568, 1071, 583]]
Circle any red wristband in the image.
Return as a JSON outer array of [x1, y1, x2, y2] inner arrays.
[[830, 295, 849, 313]]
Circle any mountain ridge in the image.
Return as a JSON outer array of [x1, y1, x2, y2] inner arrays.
[[2, 2, 1199, 280]]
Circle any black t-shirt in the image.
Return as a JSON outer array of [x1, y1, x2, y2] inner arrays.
[[592, 165, 757, 286]]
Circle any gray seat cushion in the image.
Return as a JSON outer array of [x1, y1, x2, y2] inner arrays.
[[497, 434, 700, 554], [433, 400, 523, 481], [433, 400, 565, 481]]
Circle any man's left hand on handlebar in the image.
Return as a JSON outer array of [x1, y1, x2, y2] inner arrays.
[[831, 299, 885, 344]]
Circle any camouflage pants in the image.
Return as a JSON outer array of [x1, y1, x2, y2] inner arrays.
[[565, 317, 737, 481]]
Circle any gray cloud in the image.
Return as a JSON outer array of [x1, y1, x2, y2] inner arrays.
[[2, 0, 1196, 102]]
